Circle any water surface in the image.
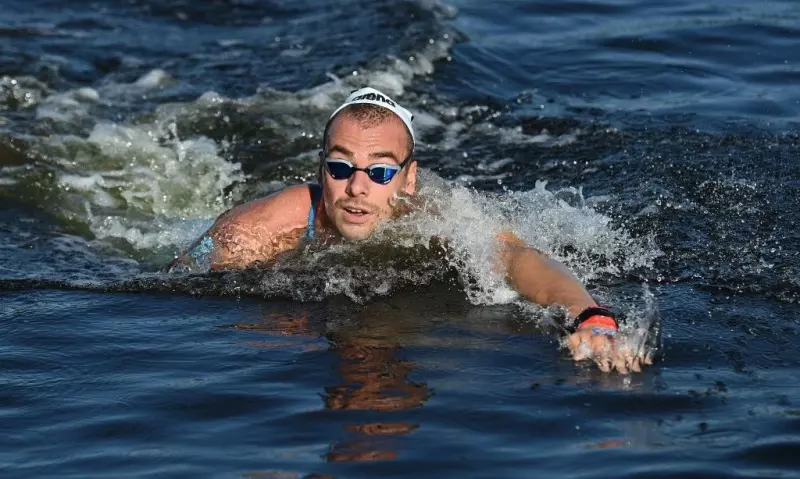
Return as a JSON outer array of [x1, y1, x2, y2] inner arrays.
[[1, 0, 799, 477]]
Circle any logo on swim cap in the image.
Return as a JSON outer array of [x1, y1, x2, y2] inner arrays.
[[350, 92, 396, 108], [328, 87, 415, 151]]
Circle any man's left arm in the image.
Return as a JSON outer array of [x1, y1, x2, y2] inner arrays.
[[497, 231, 650, 373]]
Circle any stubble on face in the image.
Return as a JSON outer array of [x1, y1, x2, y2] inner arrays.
[[321, 113, 416, 241]]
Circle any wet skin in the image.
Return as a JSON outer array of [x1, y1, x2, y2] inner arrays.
[[173, 113, 650, 374]]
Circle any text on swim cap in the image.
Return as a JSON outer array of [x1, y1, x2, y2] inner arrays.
[[351, 92, 396, 108]]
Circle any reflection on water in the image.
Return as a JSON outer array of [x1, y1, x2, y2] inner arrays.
[[323, 334, 429, 463], [216, 289, 799, 478], [231, 301, 433, 464], [323, 336, 430, 412], [3, 0, 800, 473], [3, 290, 796, 478]]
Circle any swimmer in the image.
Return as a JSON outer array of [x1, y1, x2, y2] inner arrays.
[[170, 87, 651, 374]]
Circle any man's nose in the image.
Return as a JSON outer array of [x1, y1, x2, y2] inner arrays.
[[345, 170, 371, 197]]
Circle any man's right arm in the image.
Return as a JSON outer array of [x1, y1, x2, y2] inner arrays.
[[166, 201, 269, 272], [167, 185, 312, 272]]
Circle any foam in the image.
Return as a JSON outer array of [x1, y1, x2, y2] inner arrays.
[[7, 0, 634, 277], [212, 20, 461, 148], [0, 165, 27, 186], [36, 69, 173, 123], [44, 115, 244, 253], [403, 171, 658, 301], [133, 69, 172, 89], [1, 76, 49, 110], [238, 169, 660, 308], [37, 87, 100, 122], [506, 181, 662, 282], [90, 216, 214, 252]]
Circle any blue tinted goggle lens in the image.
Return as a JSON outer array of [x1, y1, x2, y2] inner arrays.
[[325, 159, 401, 185]]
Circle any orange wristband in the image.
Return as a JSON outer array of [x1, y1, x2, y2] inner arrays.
[[569, 306, 618, 333], [576, 315, 617, 331]]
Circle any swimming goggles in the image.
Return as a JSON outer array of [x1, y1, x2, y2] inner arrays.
[[324, 156, 412, 185]]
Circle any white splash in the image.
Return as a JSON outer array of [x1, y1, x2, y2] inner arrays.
[[47, 116, 244, 252], [284, 169, 662, 307]]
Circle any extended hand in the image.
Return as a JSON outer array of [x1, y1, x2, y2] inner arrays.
[[567, 328, 653, 374]]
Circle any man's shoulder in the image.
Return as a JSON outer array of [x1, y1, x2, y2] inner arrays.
[[217, 183, 314, 232]]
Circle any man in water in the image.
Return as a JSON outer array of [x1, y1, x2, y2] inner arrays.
[[171, 87, 650, 374]]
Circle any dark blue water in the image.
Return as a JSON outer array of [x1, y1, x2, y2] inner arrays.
[[2, 0, 799, 477]]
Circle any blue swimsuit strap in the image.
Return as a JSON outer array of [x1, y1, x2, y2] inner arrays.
[[306, 183, 322, 241]]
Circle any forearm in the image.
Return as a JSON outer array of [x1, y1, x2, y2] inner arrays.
[[497, 236, 639, 373], [504, 246, 597, 317]]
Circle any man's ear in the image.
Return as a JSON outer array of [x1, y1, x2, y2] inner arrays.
[[402, 160, 417, 195]]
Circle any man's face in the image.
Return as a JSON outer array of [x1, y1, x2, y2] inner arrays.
[[321, 113, 417, 241]]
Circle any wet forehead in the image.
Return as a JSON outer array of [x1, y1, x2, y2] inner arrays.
[[326, 115, 410, 164]]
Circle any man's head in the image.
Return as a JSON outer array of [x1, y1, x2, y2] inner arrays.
[[320, 87, 417, 241]]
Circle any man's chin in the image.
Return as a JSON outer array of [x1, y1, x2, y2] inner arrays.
[[335, 220, 377, 241]]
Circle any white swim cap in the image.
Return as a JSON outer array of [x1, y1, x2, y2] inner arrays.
[[328, 87, 415, 151]]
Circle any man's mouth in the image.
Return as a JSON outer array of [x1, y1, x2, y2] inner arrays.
[[344, 206, 369, 215], [340, 205, 373, 224]]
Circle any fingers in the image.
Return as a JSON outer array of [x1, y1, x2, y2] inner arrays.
[[567, 332, 582, 359], [618, 344, 640, 374], [629, 356, 642, 373], [591, 334, 613, 373], [567, 330, 653, 374], [568, 331, 591, 361], [614, 353, 628, 374]]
